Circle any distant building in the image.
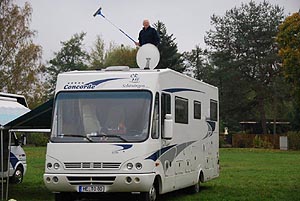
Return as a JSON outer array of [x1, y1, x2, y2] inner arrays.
[[240, 120, 290, 134]]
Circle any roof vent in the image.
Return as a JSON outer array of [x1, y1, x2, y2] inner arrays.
[[104, 66, 130, 71]]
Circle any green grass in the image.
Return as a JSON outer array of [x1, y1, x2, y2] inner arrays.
[[7, 148, 300, 201], [8, 147, 52, 201]]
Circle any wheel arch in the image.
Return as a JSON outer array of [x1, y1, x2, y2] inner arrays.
[[18, 163, 24, 170], [154, 174, 162, 194], [15, 163, 24, 174], [198, 169, 204, 183], [10, 161, 24, 177]]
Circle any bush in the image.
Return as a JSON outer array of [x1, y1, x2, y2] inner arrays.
[[253, 135, 262, 148], [25, 133, 50, 146], [253, 135, 274, 149], [287, 131, 300, 150], [262, 137, 274, 149]]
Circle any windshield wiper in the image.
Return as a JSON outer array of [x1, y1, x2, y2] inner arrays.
[[106, 134, 128, 142], [87, 133, 128, 142], [57, 134, 93, 142]]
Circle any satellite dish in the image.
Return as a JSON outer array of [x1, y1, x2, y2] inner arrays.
[[136, 44, 160, 70]]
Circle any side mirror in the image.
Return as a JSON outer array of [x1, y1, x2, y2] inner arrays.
[[163, 114, 173, 139], [20, 134, 26, 146]]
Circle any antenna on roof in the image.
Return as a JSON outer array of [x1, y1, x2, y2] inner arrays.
[[136, 44, 160, 70]]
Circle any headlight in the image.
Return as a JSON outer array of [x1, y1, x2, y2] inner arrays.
[[53, 163, 60, 170], [127, 163, 133, 170], [135, 163, 142, 170], [47, 163, 52, 169]]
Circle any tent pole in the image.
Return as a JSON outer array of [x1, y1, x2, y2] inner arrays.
[[5, 131, 11, 200], [1, 127, 3, 201]]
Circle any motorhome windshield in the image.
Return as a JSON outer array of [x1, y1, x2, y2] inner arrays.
[[51, 91, 152, 143]]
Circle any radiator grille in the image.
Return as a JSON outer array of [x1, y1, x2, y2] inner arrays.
[[64, 163, 81, 169], [64, 162, 121, 169]]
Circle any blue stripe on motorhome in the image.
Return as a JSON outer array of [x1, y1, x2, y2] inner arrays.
[[146, 141, 196, 162], [85, 78, 125, 86], [114, 144, 133, 151], [207, 120, 216, 132], [159, 141, 196, 168], [202, 120, 216, 140], [162, 88, 205, 94], [10, 152, 18, 168], [145, 144, 176, 161]]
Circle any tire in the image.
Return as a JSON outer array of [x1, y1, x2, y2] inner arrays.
[[187, 176, 201, 194], [140, 184, 157, 201], [10, 166, 23, 184], [188, 181, 200, 194]]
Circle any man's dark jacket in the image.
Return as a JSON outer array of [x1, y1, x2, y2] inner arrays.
[[138, 26, 160, 46]]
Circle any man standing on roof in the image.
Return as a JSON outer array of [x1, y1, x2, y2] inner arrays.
[[135, 19, 160, 47]]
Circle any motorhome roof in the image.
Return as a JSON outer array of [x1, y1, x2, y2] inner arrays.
[[58, 67, 217, 90], [62, 67, 167, 74]]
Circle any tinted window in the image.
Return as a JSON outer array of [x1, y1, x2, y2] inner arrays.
[[194, 101, 201, 119], [175, 97, 188, 124], [151, 93, 160, 139], [210, 99, 218, 121], [161, 93, 171, 136]]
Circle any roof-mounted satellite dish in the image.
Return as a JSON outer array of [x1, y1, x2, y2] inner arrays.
[[136, 44, 160, 70]]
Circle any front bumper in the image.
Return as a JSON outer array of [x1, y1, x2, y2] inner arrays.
[[44, 173, 155, 193]]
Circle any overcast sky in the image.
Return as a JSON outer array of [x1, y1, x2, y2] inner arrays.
[[17, 0, 300, 62]]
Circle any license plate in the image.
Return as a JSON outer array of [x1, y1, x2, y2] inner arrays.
[[78, 185, 105, 192]]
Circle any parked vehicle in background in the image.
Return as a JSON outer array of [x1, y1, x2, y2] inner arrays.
[[0, 92, 29, 184]]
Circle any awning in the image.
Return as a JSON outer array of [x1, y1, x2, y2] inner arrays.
[[0, 97, 30, 126], [4, 99, 53, 130]]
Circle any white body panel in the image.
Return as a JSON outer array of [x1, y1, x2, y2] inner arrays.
[[44, 68, 219, 196]]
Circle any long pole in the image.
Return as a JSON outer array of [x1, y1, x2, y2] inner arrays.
[[1, 127, 3, 201], [93, 7, 137, 44], [6, 131, 11, 200]]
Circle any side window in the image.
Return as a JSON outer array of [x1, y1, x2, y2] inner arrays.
[[151, 93, 160, 139], [161, 93, 171, 118], [194, 101, 201, 120], [210, 99, 218, 121], [10, 133, 18, 146], [175, 96, 188, 124], [161, 93, 171, 136]]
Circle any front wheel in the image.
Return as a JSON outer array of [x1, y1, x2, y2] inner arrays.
[[140, 184, 157, 201], [10, 166, 23, 184]]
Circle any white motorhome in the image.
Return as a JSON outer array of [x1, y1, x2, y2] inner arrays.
[[44, 66, 219, 201], [0, 93, 29, 184]]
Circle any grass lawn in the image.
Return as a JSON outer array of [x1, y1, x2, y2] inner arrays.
[[7, 147, 300, 201], [8, 147, 52, 201]]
